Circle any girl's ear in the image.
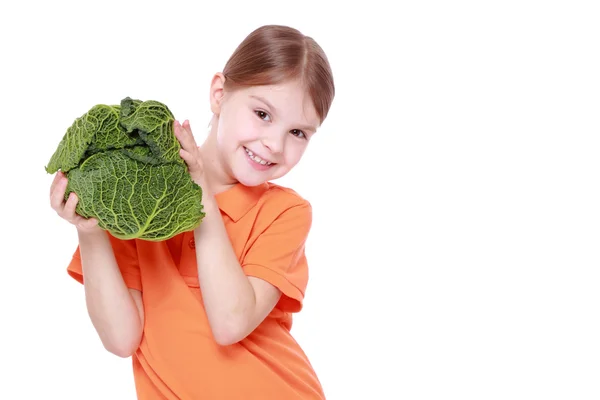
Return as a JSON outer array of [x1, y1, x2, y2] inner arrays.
[[209, 73, 226, 115]]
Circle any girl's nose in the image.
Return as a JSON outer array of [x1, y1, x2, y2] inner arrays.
[[260, 132, 285, 155]]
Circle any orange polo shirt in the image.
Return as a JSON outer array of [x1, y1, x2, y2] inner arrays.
[[66, 182, 325, 399]]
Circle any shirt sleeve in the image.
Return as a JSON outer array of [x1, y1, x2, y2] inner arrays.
[[66, 232, 142, 292], [242, 200, 312, 313]]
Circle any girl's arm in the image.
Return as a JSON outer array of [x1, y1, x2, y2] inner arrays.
[[50, 171, 144, 358], [192, 197, 282, 346], [78, 229, 144, 357], [175, 120, 282, 346]]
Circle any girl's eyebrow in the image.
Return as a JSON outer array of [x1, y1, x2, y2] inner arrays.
[[250, 95, 277, 113], [250, 95, 317, 132]]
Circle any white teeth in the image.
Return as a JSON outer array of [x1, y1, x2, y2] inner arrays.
[[245, 148, 272, 166]]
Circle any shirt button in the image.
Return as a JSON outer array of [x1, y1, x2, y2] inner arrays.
[[188, 238, 195, 249]]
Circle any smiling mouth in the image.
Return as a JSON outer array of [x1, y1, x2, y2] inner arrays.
[[244, 147, 274, 166]]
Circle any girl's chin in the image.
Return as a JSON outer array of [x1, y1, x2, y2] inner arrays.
[[230, 152, 287, 186], [232, 168, 269, 187], [233, 167, 284, 187]]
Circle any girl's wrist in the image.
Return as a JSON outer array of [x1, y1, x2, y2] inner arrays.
[[200, 190, 220, 218], [77, 227, 105, 241]]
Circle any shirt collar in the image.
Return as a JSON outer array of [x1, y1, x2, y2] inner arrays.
[[214, 182, 269, 222]]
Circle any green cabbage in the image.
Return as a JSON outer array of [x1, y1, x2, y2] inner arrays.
[[46, 97, 205, 241]]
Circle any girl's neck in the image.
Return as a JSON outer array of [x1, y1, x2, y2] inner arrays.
[[198, 127, 238, 196]]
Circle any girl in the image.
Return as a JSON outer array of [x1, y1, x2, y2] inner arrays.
[[48, 25, 335, 399]]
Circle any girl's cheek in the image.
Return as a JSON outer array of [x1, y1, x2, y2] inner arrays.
[[241, 125, 262, 142]]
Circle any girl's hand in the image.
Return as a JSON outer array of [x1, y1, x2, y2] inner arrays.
[[49, 171, 101, 234], [174, 120, 208, 189]]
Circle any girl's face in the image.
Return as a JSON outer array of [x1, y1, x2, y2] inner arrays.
[[210, 75, 320, 187]]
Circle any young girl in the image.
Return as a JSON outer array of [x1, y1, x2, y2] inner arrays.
[[48, 25, 335, 399]]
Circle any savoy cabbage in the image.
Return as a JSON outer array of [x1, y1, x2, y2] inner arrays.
[[46, 97, 205, 241]]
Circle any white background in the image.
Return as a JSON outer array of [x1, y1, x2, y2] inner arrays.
[[1, 1, 599, 399]]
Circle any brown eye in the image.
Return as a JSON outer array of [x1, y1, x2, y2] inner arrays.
[[290, 129, 306, 139], [255, 110, 270, 121]]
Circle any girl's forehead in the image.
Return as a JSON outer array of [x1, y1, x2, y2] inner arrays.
[[248, 81, 304, 98], [243, 83, 319, 126]]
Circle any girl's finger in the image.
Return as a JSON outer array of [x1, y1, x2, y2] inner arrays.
[[49, 171, 62, 196], [76, 216, 98, 229], [50, 176, 68, 211], [184, 121, 198, 147], [175, 120, 197, 150], [174, 121, 187, 145], [182, 120, 193, 135], [85, 218, 99, 228], [179, 148, 196, 165], [73, 215, 85, 226], [62, 191, 79, 220]]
